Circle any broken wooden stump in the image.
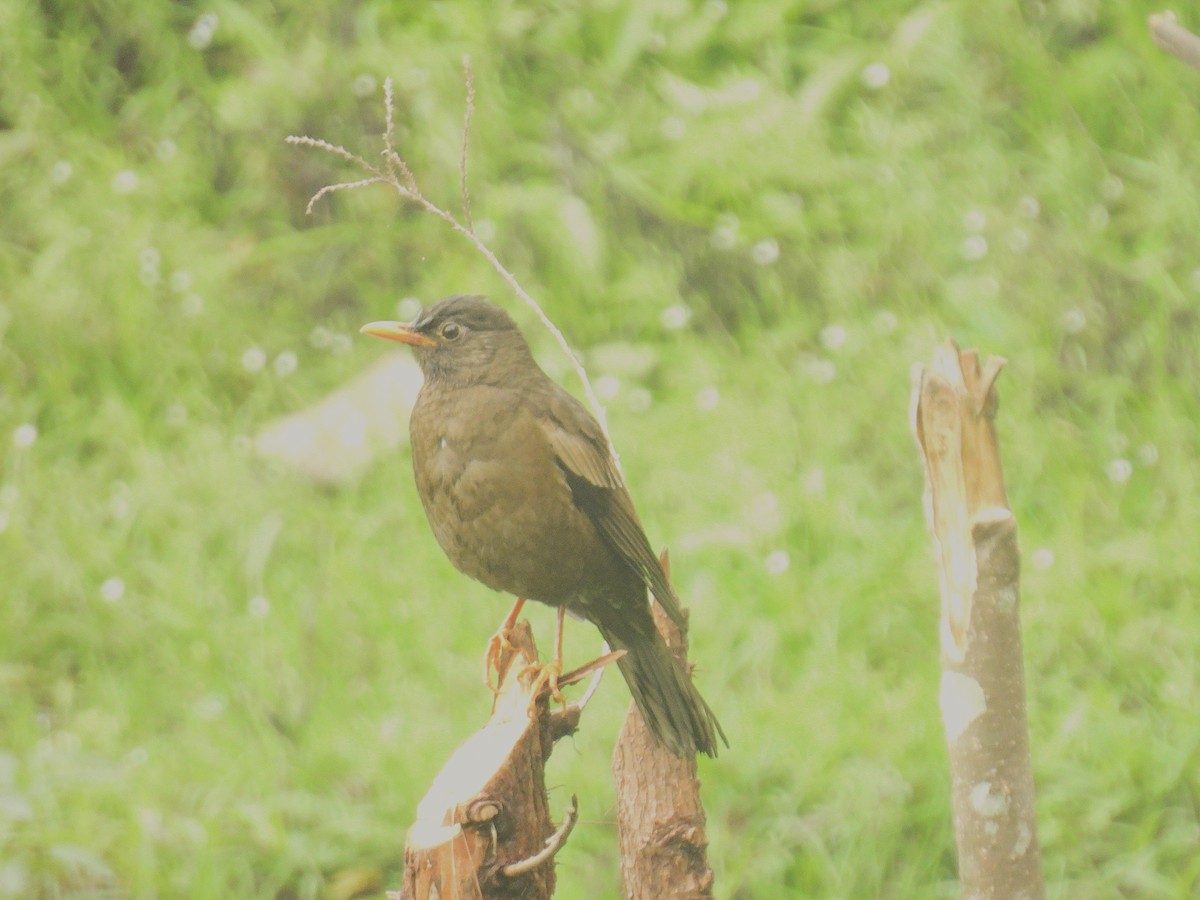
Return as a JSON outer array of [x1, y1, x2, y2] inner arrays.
[[912, 342, 1044, 900], [394, 621, 620, 899]]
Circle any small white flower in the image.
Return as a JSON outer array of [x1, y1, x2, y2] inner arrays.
[[1101, 175, 1124, 201], [1017, 195, 1040, 219], [180, 293, 204, 317], [187, 13, 218, 50], [12, 424, 37, 448], [765, 550, 791, 575], [241, 347, 266, 373], [803, 467, 826, 496], [711, 224, 738, 250], [395, 297, 423, 321], [156, 139, 177, 162], [660, 116, 686, 140], [403, 66, 429, 89], [1061, 308, 1086, 334], [108, 494, 130, 520], [330, 333, 352, 356], [1007, 228, 1030, 253], [963, 210, 986, 233], [626, 387, 652, 412], [1136, 443, 1159, 466], [960, 235, 988, 261], [751, 491, 778, 517], [309, 326, 332, 349], [567, 87, 595, 111], [660, 304, 691, 330], [100, 576, 125, 603], [1106, 458, 1132, 484], [195, 694, 225, 719], [352, 73, 377, 98], [861, 62, 891, 89], [1088, 205, 1109, 231], [248, 595, 270, 619], [165, 403, 188, 427], [1031, 547, 1055, 570], [694, 385, 720, 411], [751, 238, 779, 266], [819, 324, 846, 350], [873, 310, 898, 334], [169, 270, 193, 293], [112, 170, 139, 194], [804, 357, 836, 385], [473, 219, 498, 243], [273, 351, 298, 377], [50, 160, 73, 184], [595, 374, 620, 400]]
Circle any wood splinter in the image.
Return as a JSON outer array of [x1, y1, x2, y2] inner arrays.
[[395, 621, 621, 900], [911, 341, 1044, 900]]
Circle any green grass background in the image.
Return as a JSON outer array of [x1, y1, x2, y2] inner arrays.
[[3, 0, 1199, 896]]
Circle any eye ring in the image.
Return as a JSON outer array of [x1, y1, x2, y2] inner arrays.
[[439, 322, 462, 341]]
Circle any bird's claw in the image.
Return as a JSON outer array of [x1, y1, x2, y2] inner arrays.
[[523, 658, 567, 714], [484, 628, 517, 695]]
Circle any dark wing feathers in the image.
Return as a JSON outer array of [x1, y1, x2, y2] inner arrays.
[[536, 385, 686, 628]]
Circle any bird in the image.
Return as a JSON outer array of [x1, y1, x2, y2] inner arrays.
[[360, 295, 726, 757]]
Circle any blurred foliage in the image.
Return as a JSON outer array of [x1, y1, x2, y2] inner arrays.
[[2, 0, 1199, 897]]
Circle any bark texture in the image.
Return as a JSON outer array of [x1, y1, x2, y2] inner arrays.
[[612, 551, 714, 900], [912, 342, 1044, 900], [395, 622, 581, 900]]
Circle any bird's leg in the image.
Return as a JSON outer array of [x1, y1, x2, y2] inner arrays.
[[484, 596, 527, 694], [526, 605, 567, 713]]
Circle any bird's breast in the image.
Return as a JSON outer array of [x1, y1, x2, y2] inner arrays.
[[409, 383, 612, 605]]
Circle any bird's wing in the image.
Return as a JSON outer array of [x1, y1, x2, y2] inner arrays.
[[538, 386, 686, 628]]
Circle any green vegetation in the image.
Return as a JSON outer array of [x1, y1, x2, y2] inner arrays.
[[3, 0, 1198, 896]]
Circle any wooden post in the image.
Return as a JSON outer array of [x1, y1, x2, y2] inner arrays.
[[394, 622, 613, 900], [611, 551, 714, 899], [911, 342, 1044, 900]]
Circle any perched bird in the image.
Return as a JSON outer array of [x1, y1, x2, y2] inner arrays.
[[361, 295, 725, 757]]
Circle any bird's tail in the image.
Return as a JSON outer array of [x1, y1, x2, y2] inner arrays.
[[595, 606, 726, 758]]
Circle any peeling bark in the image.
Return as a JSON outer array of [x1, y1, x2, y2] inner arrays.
[[612, 551, 714, 899], [912, 343, 1044, 900]]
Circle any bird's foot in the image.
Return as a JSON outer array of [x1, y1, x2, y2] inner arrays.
[[483, 628, 518, 696], [484, 597, 528, 695], [523, 658, 567, 714]]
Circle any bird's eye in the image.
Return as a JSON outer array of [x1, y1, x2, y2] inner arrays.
[[439, 322, 462, 341]]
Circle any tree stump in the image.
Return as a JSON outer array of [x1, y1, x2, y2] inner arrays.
[[394, 622, 588, 900]]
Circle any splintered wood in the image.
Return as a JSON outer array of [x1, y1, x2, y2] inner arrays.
[[395, 622, 580, 900], [912, 343, 1044, 900]]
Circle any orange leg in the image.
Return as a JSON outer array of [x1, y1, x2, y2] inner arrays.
[[484, 597, 527, 693], [527, 605, 567, 712]]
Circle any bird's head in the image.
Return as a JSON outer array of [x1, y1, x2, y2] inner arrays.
[[360, 295, 536, 386]]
